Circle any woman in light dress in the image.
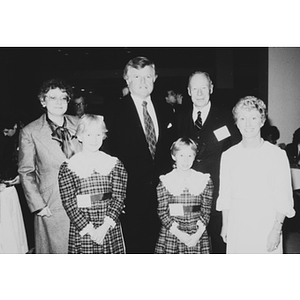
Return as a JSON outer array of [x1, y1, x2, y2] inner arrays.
[[217, 96, 295, 254]]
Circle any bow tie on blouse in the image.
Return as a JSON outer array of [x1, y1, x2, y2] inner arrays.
[[47, 116, 76, 159]]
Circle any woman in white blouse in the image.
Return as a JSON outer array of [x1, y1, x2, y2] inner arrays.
[[217, 96, 295, 254]]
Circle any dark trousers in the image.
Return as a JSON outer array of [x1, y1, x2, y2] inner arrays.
[[120, 211, 160, 254], [283, 190, 300, 233], [121, 181, 161, 253], [207, 211, 226, 254]]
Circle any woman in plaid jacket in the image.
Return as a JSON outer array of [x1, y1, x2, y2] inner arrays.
[[155, 137, 213, 254], [58, 115, 127, 254]]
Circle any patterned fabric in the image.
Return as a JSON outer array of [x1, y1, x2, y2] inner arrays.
[[155, 172, 213, 254], [58, 154, 127, 254], [195, 111, 202, 130], [47, 116, 76, 159], [142, 101, 156, 159]]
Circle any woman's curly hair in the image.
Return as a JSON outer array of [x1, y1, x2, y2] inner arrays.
[[232, 96, 267, 123], [38, 78, 73, 101]]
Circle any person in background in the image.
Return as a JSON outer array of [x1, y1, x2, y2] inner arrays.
[[73, 95, 88, 119], [285, 127, 300, 167], [58, 115, 127, 254], [217, 96, 295, 253], [0, 114, 22, 187], [106, 56, 175, 253], [121, 87, 129, 98], [284, 127, 300, 233], [176, 71, 241, 253], [261, 124, 280, 145], [18, 78, 80, 254], [155, 137, 213, 254], [165, 90, 183, 113], [0, 113, 29, 253]]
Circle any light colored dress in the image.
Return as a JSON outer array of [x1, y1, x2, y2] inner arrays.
[[0, 186, 28, 254], [217, 141, 295, 254]]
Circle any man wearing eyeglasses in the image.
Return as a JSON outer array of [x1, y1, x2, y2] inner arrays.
[[18, 78, 80, 254], [73, 95, 87, 119]]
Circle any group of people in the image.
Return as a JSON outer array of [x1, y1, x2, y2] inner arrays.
[[1, 56, 296, 254]]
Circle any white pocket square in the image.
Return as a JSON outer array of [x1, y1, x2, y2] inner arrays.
[[167, 123, 173, 129]]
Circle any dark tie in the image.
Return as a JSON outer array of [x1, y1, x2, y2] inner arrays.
[[47, 116, 76, 159], [142, 101, 156, 159], [195, 111, 203, 130]]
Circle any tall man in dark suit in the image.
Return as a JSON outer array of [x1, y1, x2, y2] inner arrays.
[[177, 71, 241, 253], [106, 57, 174, 253]]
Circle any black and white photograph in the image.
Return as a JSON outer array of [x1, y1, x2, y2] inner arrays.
[[1, 1, 299, 299]]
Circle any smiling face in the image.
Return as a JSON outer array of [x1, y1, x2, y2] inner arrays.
[[172, 145, 196, 172], [188, 73, 213, 109], [236, 109, 264, 140], [80, 122, 105, 153], [126, 66, 157, 99], [41, 87, 69, 118]]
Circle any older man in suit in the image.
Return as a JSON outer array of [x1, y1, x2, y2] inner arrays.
[[106, 56, 174, 253], [18, 79, 80, 254], [177, 71, 241, 253]]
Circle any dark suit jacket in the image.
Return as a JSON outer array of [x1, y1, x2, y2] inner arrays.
[[177, 103, 241, 211], [106, 94, 175, 213], [285, 143, 300, 166]]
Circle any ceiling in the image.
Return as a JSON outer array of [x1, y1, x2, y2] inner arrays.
[[2, 47, 218, 74]]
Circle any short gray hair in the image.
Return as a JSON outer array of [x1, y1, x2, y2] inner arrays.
[[232, 96, 267, 123], [188, 71, 213, 89]]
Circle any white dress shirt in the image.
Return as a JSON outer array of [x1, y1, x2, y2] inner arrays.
[[131, 94, 159, 140], [192, 101, 211, 125]]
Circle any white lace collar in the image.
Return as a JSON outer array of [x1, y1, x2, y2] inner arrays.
[[67, 151, 117, 179], [160, 169, 210, 196]]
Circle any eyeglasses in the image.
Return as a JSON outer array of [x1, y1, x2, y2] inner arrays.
[[74, 102, 85, 107], [45, 95, 70, 104]]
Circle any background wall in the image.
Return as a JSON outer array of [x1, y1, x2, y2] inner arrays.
[[268, 47, 300, 145]]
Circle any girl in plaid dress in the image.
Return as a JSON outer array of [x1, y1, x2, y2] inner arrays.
[[58, 115, 127, 254], [155, 137, 213, 254]]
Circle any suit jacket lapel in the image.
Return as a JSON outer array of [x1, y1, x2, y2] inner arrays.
[[152, 98, 165, 144]]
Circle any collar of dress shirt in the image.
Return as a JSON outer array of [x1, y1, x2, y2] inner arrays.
[[192, 101, 211, 124]]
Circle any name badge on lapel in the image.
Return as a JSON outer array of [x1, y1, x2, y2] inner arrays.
[[214, 126, 231, 141], [77, 194, 92, 208]]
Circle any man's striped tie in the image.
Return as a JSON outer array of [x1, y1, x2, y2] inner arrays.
[[142, 101, 156, 159], [195, 111, 202, 130]]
